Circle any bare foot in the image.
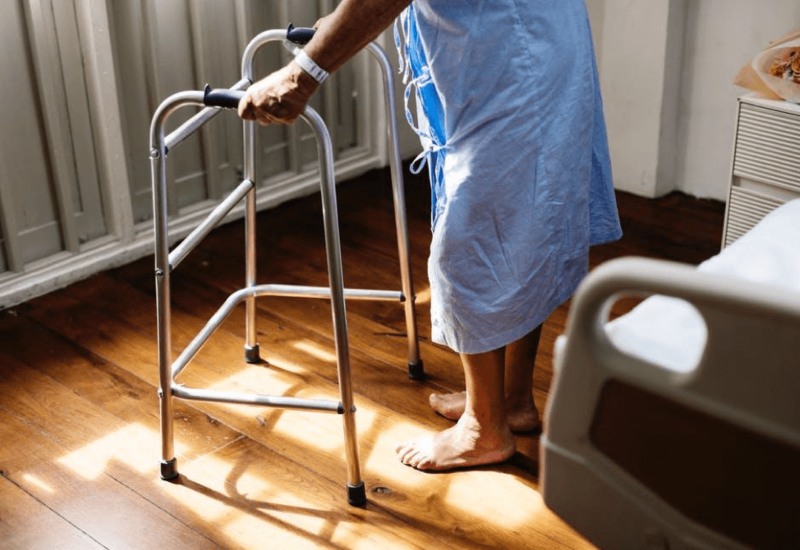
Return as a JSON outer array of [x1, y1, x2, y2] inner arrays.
[[429, 391, 541, 433], [395, 414, 516, 471]]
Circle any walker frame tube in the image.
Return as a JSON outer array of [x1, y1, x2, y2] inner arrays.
[[150, 28, 421, 507], [365, 42, 423, 379]]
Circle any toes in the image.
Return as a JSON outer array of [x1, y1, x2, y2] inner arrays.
[[395, 441, 431, 470], [395, 442, 417, 463]]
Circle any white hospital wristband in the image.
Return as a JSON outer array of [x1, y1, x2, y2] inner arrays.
[[294, 50, 329, 84]]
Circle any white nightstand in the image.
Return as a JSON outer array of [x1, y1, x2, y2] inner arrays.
[[722, 94, 800, 247]]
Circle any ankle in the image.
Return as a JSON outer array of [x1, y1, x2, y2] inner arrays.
[[505, 393, 536, 412], [460, 408, 511, 436]]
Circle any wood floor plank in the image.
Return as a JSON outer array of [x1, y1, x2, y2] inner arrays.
[[0, 315, 240, 462], [0, 474, 103, 550], [0, 358, 221, 549]]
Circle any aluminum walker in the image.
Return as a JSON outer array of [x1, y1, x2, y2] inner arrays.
[[149, 26, 423, 506]]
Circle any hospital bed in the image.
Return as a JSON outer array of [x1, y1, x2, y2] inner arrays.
[[541, 198, 800, 549]]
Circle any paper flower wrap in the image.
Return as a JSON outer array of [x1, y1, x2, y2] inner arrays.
[[735, 30, 800, 103]]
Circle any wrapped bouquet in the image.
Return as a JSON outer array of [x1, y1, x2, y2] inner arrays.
[[735, 29, 800, 103]]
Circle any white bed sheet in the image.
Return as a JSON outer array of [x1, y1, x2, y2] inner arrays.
[[604, 198, 800, 372]]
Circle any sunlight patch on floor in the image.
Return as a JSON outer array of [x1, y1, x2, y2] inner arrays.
[[442, 469, 547, 528], [179, 449, 337, 547], [328, 520, 425, 550], [224, 515, 326, 550], [57, 423, 179, 480], [290, 340, 337, 364], [21, 473, 55, 494], [362, 418, 436, 485], [270, 407, 348, 453], [162, 455, 240, 523], [205, 364, 302, 396]]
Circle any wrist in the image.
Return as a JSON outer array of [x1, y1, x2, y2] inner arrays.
[[292, 50, 329, 85], [287, 60, 321, 94]]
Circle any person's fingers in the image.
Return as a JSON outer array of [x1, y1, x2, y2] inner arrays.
[[237, 66, 311, 125], [237, 94, 255, 120], [254, 105, 295, 126]]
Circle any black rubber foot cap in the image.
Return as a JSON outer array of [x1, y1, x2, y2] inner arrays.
[[160, 458, 178, 480], [245, 344, 261, 364], [347, 482, 367, 507], [407, 360, 425, 381]]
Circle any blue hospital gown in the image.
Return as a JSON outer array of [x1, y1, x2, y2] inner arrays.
[[398, 0, 622, 354]]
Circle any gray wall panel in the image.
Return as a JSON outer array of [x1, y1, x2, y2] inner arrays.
[[0, 0, 387, 307]]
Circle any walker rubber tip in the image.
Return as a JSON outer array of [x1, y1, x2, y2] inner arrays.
[[244, 344, 261, 364], [160, 458, 178, 480], [407, 360, 425, 381], [347, 482, 367, 507]]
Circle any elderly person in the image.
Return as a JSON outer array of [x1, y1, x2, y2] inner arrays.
[[239, 0, 622, 472]]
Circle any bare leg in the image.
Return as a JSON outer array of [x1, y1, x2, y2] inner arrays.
[[395, 347, 516, 471], [429, 325, 542, 432], [504, 325, 542, 432]]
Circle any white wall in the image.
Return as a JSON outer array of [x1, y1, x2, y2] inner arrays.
[[589, 0, 800, 200], [676, 0, 800, 200]]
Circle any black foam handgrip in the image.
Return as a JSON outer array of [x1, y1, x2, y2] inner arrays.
[[203, 85, 245, 109], [286, 23, 316, 45]]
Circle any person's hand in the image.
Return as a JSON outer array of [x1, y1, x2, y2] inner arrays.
[[237, 63, 318, 125]]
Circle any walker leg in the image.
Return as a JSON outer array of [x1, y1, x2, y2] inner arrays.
[[243, 119, 262, 364], [307, 106, 366, 505], [152, 142, 181, 482], [369, 43, 425, 381]]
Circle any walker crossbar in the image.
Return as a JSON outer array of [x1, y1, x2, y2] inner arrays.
[[170, 283, 404, 379], [164, 77, 250, 152], [172, 386, 345, 413], [150, 26, 422, 507], [168, 178, 254, 271]]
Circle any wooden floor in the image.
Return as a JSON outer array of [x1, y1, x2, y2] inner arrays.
[[0, 165, 724, 549]]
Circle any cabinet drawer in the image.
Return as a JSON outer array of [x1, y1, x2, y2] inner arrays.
[[723, 186, 785, 247], [733, 103, 800, 193]]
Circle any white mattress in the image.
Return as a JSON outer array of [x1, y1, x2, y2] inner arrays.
[[604, 198, 800, 372]]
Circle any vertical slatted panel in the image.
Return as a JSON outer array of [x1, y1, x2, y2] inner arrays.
[[144, 0, 207, 214], [106, 1, 155, 224], [189, 0, 243, 201], [322, 0, 362, 156], [72, 0, 135, 245], [0, 1, 38, 272], [108, 0, 364, 223], [24, 0, 80, 256], [1, 0, 66, 268], [0, 0, 379, 305], [236, 0, 292, 181], [278, 0, 315, 174], [50, 0, 107, 244]]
